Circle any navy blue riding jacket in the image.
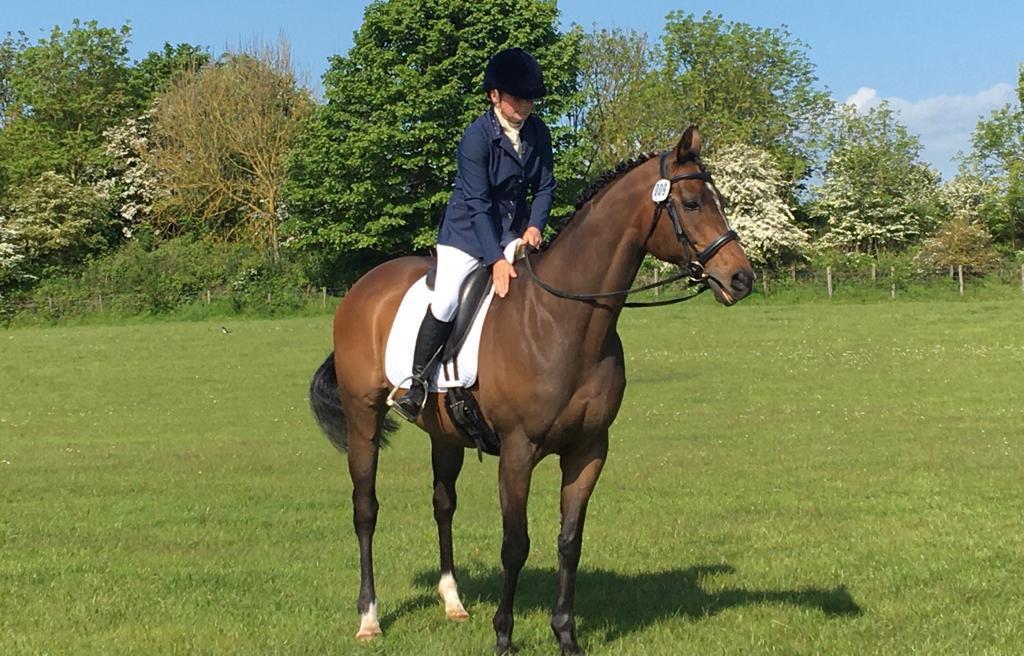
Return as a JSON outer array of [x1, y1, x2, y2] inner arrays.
[[437, 110, 556, 265]]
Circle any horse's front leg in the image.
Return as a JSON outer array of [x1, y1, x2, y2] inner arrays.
[[551, 434, 608, 655], [431, 436, 469, 620], [346, 408, 383, 640], [493, 437, 536, 654]]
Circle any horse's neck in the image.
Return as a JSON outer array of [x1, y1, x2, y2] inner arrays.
[[526, 172, 650, 345]]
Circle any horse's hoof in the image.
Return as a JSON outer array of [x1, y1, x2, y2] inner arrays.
[[439, 574, 469, 621], [355, 625, 382, 641], [495, 638, 515, 655]]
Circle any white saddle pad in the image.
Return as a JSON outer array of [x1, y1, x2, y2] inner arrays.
[[384, 276, 495, 391]]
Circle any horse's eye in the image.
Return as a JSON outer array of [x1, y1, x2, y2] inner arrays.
[[682, 200, 700, 211]]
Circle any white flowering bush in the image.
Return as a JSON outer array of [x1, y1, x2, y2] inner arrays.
[[941, 174, 998, 219], [815, 104, 941, 254], [708, 143, 809, 265], [0, 214, 30, 287], [103, 110, 162, 239], [5, 172, 110, 272]]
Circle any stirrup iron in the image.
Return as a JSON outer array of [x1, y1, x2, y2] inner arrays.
[[386, 375, 427, 422]]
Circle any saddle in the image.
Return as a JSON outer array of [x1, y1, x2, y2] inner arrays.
[[424, 265, 501, 458]]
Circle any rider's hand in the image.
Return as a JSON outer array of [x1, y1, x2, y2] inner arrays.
[[522, 226, 542, 249], [492, 259, 517, 298]]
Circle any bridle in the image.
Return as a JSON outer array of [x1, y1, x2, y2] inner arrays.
[[524, 150, 739, 307]]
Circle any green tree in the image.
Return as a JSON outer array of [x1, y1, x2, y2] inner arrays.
[[283, 0, 581, 283], [128, 42, 210, 108], [659, 12, 832, 182], [815, 103, 940, 254], [0, 20, 135, 188], [573, 28, 669, 178], [963, 64, 1024, 247], [0, 32, 29, 128]]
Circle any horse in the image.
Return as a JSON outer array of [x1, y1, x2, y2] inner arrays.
[[309, 126, 755, 654]]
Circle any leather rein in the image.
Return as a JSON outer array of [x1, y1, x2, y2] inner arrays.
[[524, 151, 739, 308]]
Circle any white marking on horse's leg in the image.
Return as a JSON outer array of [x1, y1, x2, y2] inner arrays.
[[438, 573, 469, 621], [355, 600, 382, 640]]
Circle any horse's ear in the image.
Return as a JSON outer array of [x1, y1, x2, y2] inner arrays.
[[676, 125, 703, 162]]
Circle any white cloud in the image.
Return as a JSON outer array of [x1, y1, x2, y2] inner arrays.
[[842, 83, 1016, 179]]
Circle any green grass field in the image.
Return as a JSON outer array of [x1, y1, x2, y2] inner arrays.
[[2, 298, 1023, 654]]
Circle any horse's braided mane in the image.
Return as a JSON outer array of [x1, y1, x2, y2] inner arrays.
[[547, 151, 660, 245], [574, 152, 660, 210]]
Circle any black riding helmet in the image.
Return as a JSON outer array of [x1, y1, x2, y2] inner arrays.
[[482, 47, 546, 99]]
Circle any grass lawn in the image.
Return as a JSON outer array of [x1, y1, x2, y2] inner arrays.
[[2, 298, 1023, 654]]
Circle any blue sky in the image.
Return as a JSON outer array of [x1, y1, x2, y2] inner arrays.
[[3, 1, 1022, 178]]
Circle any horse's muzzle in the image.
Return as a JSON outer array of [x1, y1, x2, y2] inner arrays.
[[731, 269, 754, 299]]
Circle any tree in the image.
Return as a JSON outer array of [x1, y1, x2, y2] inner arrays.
[[815, 103, 940, 254], [102, 110, 160, 240], [0, 214, 30, 289], [0, 20, 135, 188], [708, 143, 809, 265], [918, 216, 999, 274], [128, 42, 210, 108], [283, 0, 581, 282], [659, 12, 833, 182], [4, 172, 110, 276], [145, 39, 314, 256], [573, 28, 669, 178], [0, 32, 29, 129], [962, 64, 1024, 247]]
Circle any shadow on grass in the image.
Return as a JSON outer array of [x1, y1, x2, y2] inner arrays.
[[394, 564, 861, 641]]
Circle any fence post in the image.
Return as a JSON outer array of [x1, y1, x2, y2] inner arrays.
[[653, 268, 660, 297], [958, 265, 964, 296], [98, 294, 103, 312], [762, 269, 769, 298], [47, 296, 53, 312], [871, 262, 877, 283], [890, 267, 896, 299], [790, 265, 796, 283], [206, 289, 211, 305], [322, 286, 327, 308], [826, 266, 833, 299]]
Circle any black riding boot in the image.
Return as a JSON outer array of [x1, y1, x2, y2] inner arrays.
[[390, 308, 453, 421]]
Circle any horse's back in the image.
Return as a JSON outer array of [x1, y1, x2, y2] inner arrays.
[[332, 256, 433, 399]]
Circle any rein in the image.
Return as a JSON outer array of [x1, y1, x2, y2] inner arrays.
[[524, 151, 739, 308]]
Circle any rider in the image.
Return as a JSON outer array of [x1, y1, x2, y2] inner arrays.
[[390, 47, 556, 421]]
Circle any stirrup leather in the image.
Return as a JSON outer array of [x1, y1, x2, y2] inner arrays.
[[386, 375, 427, 422]]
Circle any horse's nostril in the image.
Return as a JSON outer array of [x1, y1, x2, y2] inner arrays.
[[732, 270, 753, 295]]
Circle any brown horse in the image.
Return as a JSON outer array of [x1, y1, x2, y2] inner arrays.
[[309, 126, 754, 654]]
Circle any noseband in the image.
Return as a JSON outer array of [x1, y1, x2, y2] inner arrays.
[[524, 150, 739, 307]]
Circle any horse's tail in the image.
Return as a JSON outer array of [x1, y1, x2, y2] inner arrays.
[[309, 352, 396, 452]]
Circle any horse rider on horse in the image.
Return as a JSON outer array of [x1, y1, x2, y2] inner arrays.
[[389, 47, 556, 421]]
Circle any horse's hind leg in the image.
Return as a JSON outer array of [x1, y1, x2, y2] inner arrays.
[[551, 434, 608, 656], [431, 437, 469, 620], [346, 404, 385, 640]]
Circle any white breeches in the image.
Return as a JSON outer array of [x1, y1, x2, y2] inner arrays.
[[431, 245, 482, 322]]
